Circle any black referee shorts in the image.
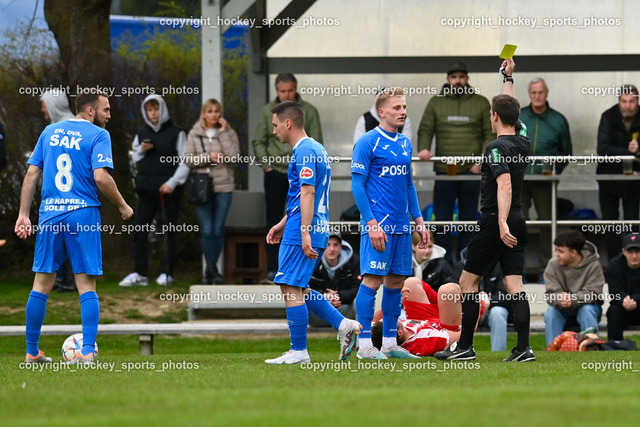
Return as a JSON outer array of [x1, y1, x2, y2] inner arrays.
[[464, 211, 527, 277]]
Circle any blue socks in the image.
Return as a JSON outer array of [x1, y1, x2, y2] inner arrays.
[[80, 291, 100, 356], [26, 291, 48, 357], [355, 284, 377, 339], [305, 290, 343, 329], [286, 305, 308, 351], [382, 287, 402, 338]]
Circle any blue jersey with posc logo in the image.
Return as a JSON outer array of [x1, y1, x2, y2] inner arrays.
[[351, 127, 415, 234], [282, 137, 331, 248], [28, 119, 114, 223]]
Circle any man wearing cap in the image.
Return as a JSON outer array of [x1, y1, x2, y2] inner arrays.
[[417, 61, 494, 263], [606, 233, 640, 340], [307, 233, 360, 327], [543, 230, 604, 346]]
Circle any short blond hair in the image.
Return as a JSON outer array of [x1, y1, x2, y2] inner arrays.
[[375, 87, 406, 111]]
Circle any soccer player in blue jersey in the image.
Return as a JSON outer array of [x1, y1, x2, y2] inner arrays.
[[264, 101, 361, 365], [15, 91, 134, 364], [352, 87, 430, 359]]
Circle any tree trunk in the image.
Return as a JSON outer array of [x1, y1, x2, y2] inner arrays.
[[44, 0, 134, 266]]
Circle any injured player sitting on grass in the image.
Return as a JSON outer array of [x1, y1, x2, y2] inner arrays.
[[371, 277, 489, 357]]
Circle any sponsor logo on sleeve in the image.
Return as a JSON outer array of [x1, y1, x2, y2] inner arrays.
[[300, 167, 314, 179], [351, 161, 366, 170], [491, 148, 501, 163]]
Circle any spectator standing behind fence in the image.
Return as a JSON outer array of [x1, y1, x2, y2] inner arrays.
[[543, 230, 604, 346], [307, 233, 360, 327], [40, 89, 77, 293], [520, 78, 572, 276], [417, 62, 494, 263], [119, 95, 188, 287], [252, 73, 323, 284], [606, 233, 640, 340], [184, 99, 239, 284], [596, 84, 640, 260], [412, 230, 455, 292]]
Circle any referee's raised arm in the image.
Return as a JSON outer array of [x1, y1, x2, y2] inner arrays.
[[501, 58, 516, 98]]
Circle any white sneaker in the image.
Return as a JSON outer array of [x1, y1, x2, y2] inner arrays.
[[265, 349, 310, 365], [118, 272, 148, 287], [337, 319, 362, 361], [357, 345, 388, 360], [156, 273, 174, 286]]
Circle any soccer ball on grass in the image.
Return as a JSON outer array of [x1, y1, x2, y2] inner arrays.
[[61, 333, 98, 361]]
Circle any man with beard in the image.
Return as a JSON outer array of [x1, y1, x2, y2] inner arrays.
[[596, 85, 640, 259], [15, 91, 133, 364], [417, 62, 494, 263]]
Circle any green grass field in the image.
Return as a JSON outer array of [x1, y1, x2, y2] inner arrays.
[[2, 280, 640, 425], [2, 334, 640, 426]]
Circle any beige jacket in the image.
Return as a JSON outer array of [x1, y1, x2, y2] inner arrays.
[[544, 240, 605, 311], [185, 120, 240, 193]]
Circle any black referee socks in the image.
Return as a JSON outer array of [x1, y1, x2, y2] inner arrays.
[[458, 292, 480, 350], [510, 291, 531, 351]]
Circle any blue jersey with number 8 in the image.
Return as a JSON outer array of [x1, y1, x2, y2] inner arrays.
[[28, 119, 114, 223]]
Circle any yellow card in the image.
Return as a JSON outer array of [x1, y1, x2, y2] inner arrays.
[[500, 44, 517, 59]]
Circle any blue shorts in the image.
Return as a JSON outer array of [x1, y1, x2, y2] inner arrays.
[[274, 244, 324, 288], [33, 208, 103, 276], [360, 233, 412, 276]]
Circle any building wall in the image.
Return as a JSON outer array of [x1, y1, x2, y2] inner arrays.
[[229, 0, 640, 227]]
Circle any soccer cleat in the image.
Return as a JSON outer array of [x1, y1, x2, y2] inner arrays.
[[337, 319, 362, 361], [156, 273, 174, 286], [119, 272, 148, 287], [478, 291, 490, 323], [24, 351, 52, 364], [382, 345, 420, 359], [265, 349, 310, 365], [357, 345, 388, 360], [67, 352, 96, 365], [503, 346, 536, 362], [434, 342, 476, 361]]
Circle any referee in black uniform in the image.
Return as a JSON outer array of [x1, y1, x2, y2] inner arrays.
[[436, 58, 535, 362]]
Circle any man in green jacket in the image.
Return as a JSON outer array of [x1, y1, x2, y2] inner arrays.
[[418, 62, 493, 263], [252, 73, 323, 283], [520, 78, 572, 277]]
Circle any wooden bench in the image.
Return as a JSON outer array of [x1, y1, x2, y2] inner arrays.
[[0, 322, 290, 355], [187, 285, 286, 320]]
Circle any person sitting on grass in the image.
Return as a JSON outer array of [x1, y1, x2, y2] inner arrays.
[[370, 277, 488, 357]]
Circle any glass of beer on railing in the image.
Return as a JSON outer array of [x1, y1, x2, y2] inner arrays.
[[446, 160, 457, 176], [541, 162, 553, 176]]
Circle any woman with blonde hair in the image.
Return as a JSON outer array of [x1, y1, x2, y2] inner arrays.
[[184, 99, 239, 284]]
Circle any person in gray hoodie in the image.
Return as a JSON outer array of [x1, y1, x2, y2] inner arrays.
[[544, 230, 604, 346], [40, 89, 75, 123], [307, 234, 360, 327], [119, 95, 189, 287], [40, 89, 76, 292]]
